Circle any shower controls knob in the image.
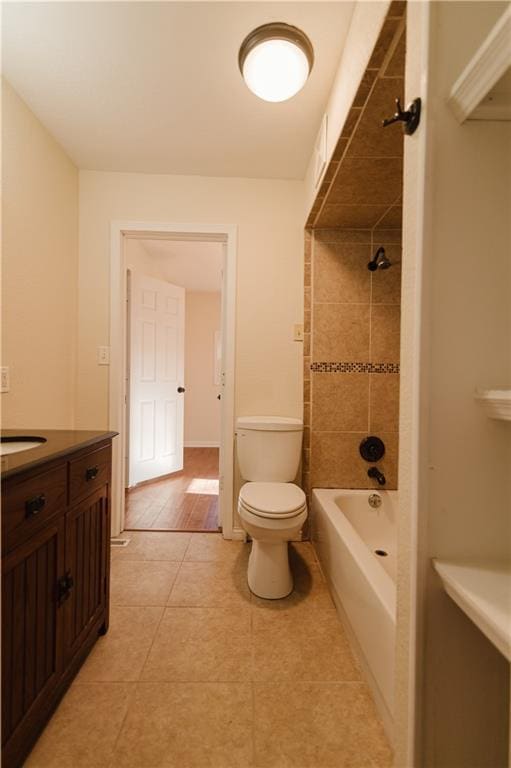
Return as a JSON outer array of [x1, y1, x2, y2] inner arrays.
[[359, 436, 385, 463], [177, 387, 185, 393]]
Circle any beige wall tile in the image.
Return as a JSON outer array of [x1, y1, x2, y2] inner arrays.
[[304, 261, 311, 285], [314, 229, 371, 244], [328, 157, 403, 206], [371, 244, 402, 304], [316, 203, 389, 229], [347, 77, 404, 158], [370, 374, 400, 432], [371, 304, 401, 363], [303, 331, 310, 356], [313, 242, 370, 304], [303, 380, 310, 403], [353, 68, 379, 108], [304, 309, 311, 333], [341, 108, 362, 138], [376, 203, 402, 228], [303, 355, 311, 381], [312, 373, 369, 432], [372, 228, 402, 244], [368, 17, 401, 68], [313, 304, 370, 362], [310, 431, 398, 489]]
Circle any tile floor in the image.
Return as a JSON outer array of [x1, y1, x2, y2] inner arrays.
[[26, 532, 392, 768], [125, 448, 219, 532]]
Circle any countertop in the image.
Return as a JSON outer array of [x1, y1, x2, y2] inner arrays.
[[1, 429, 118, 480]]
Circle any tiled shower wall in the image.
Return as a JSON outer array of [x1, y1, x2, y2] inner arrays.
[[303, 227, 401, 494]]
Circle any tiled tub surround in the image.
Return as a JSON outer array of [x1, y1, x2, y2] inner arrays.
[[303, 228, 401, 493], [25, 531, 392, 768]]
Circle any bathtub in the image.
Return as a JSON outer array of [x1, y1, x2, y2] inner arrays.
[[311, 488, 397, 736]]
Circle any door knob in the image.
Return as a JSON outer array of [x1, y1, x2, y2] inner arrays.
[[177, 387, 185, 393], [217, 394, 221, 400]]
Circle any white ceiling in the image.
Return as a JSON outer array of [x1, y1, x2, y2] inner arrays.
[[138, 239, 223, 291], [2, 1, 354, 180]]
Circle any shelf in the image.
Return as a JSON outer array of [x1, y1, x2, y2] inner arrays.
[[433, 559, 511, 662], [448, 6, 511, 123], [474, 388, 511, 421]]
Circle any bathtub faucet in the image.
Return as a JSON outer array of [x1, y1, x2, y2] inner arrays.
[[368, 466, 386, 486]]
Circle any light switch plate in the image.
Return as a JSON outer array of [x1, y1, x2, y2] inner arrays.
[[294, 324, 304, 342], [97, 346, 111, 365], [1, 366, 10, 393]]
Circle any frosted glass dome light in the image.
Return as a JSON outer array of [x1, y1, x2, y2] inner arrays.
[[239, 23, 314, 103]]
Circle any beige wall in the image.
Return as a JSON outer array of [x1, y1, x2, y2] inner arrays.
[[1, 80, 78, 429], [77, 171, 305, 431], [184, 292, 221, 447]]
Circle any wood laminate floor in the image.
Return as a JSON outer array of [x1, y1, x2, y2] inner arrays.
[[125, 447, 219, 532]]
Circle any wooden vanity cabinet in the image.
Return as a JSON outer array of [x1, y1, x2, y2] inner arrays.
[[1, 436, 114, 768]]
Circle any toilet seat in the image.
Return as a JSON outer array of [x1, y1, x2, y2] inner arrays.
[[239, 482, 306, 520]]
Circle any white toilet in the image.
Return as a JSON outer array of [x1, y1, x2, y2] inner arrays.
[[236, 416, 307, 599]]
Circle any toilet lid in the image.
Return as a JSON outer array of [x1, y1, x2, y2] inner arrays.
[[239, 482, 306, 516]]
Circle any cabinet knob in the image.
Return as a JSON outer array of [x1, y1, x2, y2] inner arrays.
[[85, 466, 99, 481], [25, 494, 46, 518], [177, 386, 185, 393]]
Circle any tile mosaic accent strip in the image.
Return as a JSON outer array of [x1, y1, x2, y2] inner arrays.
[[311, 362, 400, 374]]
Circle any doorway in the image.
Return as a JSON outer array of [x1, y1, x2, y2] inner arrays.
[[124, 236, 222, 532], [109, 222, 237, 540]]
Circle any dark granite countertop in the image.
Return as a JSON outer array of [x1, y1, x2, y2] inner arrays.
[[1, 429, 118, 480]]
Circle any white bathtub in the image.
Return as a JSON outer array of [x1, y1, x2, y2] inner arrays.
[[311, 488, 397, 736]]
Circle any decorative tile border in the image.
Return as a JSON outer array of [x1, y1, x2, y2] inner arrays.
[[311, 362, 400, 374]]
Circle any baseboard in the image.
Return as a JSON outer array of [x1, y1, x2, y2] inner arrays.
[[184, 441, 220, 448]]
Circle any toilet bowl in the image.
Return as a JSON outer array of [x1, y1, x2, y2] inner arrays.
[[235, 416, 307, 600], [239, 481, 307, 599]]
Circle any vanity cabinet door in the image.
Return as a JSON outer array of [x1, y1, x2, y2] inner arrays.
[[63, 486, 110, 663], [1, 518, 65, 762]]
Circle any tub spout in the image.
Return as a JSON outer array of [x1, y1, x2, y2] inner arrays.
[[368, 466, 386, 486]]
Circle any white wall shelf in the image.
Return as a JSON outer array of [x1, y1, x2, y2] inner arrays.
[[474, 388, 511, 421], [448, 6, 511, 123], [433, 559, 511, 662]]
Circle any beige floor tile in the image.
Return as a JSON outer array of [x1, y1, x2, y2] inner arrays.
[[184, 532, 249, 564], [167, 561, 251, 608], [251, 609, 361, 683], [110, 559, 180, 606], [111, 531, 191, 561], [140, 606, 251, 682], [25, 683, 134, 767], [253, 682, 392, 768], [250, 562, 334, 611], [76, 606, 164, 682], [112, 682, 254, 767]]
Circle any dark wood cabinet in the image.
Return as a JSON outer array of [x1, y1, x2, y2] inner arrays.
[[1, 433, 115, 768]]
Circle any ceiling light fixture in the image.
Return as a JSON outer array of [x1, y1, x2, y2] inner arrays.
[[238, 22, 314, 103]]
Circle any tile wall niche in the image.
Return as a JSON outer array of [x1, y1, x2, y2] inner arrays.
[[302, 0, 405, 497]]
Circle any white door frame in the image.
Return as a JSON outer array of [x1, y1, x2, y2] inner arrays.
[[109, 220, 238, 539]]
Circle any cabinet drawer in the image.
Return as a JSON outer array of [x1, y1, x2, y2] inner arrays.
[[2, 465, 67, 553], [69, 445, 111, 504]]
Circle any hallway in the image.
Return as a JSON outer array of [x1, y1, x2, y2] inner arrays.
[[125, 448, 219, 532], [25, 531, 392, 767]]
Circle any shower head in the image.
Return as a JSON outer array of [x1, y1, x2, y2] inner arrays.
[[368, 246, 391, 271]]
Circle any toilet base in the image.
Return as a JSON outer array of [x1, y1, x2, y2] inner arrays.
[[247, 539, 293, 599]]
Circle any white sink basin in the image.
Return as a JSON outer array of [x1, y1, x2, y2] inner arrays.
[[0, 437, 47, 456]]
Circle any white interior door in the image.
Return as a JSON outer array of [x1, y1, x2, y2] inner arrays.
[[129, 271, 185, 486]]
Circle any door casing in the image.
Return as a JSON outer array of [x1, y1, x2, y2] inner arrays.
[[109, 221, 238, 539]]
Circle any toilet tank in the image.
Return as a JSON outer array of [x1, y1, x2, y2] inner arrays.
[[236, 416, 303, 482]]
